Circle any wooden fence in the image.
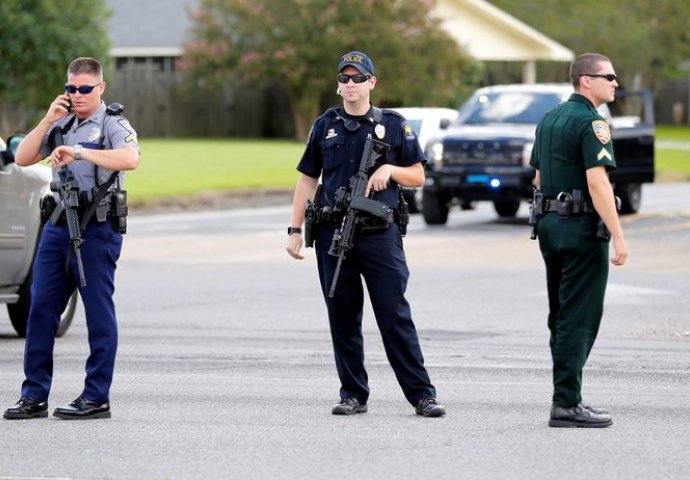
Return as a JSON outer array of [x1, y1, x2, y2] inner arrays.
[[106, 58, 294, 138]]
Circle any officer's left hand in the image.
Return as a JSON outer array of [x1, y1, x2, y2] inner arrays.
[[47, 145, 77, 168], [366, 164, 393, 196]]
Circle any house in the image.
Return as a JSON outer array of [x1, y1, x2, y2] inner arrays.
[[104, 0, 574, 136], [432, 0, 573, 83]]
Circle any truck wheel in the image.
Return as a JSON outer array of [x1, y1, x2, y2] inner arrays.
[[7, 267, 78, 339], [616, 183, 642, 214], [493, 200, 520, 217], [422, 190, 449, 225], [402, 188, 419, 214]]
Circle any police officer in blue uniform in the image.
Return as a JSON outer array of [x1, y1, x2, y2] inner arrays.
[[530, 53, 628, 427], [4, 57, 140, 420], [286, 51, 445, 417]]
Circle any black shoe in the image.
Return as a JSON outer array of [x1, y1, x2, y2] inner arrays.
[[332, 398, 367, 415], [581, 403, 610, 415], [53, 397, 111, 420], [415, 398, 446, 417], [549, 404, 612, 428], [3, 397, 49, 420]]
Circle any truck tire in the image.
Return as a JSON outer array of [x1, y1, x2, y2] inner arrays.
[[7, 268, 78, 338], [493, 200, 520, 217], [422, 189, 449, 225], [616, 183, 642, 214]]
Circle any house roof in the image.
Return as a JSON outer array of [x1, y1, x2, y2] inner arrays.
[[433, 0, 574, 62], [105, 0, 199, 57], [105, 0, 573, 64]]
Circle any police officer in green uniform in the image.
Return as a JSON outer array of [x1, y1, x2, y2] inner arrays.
[[530, 53, 628, 428]]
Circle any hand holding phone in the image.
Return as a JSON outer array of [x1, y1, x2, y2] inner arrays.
[[63, 94, 73, 112]]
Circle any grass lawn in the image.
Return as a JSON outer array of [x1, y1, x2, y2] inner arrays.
[[657, 125, 690, 142], [127, 138, 304, 204], [126, 128, 690, 205], [656, 126, 690, 181]]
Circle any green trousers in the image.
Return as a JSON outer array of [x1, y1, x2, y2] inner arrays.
[[537, 213, 609, 407]]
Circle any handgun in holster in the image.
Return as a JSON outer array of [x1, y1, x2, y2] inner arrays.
[[595, 195, 622, 240], [528, 188, 544, 240], [304, 185, 323, 248]]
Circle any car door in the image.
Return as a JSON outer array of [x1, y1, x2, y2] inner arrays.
[[0, 139, 32, 287]]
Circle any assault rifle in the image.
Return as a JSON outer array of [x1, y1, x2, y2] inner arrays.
[[327, 136, 393, 297], [47, 117, 87, 287], [50, 167, 87, 287]]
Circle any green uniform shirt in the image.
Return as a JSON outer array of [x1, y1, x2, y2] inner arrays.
[[530, 93, 616, 198]]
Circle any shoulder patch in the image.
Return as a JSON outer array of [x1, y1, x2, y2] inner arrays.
[[403, 122, 416, 140], [591, 120, 611, 144]]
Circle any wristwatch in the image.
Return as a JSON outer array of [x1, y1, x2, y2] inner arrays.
[[287, 227, 302, 235], [73, 144, 82, 160]]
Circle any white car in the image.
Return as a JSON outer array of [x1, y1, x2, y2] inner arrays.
[[1, 135, 77, 337], [389, 107, 459, 212]]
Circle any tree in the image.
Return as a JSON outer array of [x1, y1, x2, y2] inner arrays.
[[180, 0, 477, 140], [0, 0, 111, 138], [488, 0, 690, 91]]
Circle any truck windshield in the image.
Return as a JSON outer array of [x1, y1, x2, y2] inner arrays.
[[456, 92, 564, 125]]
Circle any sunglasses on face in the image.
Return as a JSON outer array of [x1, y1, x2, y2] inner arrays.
[[580, 74, 617, 82], [65, 82, 103, 94], [337, 73, 371, 84]]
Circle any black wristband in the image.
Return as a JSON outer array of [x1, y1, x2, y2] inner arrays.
[[287, 227, 302, 235]]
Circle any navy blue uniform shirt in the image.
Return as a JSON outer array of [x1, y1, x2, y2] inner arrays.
[[297, 106, 426, 208]]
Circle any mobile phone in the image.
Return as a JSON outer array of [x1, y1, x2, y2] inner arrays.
[[65, 97, 73, 112]]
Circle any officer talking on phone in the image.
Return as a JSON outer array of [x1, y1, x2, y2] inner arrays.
[[4, 57, 140, 420]]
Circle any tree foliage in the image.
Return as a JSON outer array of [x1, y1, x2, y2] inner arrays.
[[181, 0, 478, 140], [0, 0, 111, 138], [488, 0, 690, 91]]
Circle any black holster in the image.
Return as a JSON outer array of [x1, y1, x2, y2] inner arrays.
[[40, 195, 57, 225], [304, 185, 323, 248], [595, 196, 622, 240], [394, 187, 410, 236], [529, 188, 544, 240]]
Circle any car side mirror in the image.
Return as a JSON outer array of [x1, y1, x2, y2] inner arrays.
[[1, 134, 25, 165], [439, 118, 451, 130]]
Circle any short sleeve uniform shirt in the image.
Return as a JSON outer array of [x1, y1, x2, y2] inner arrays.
[[530, 93, 616, 198], [41, 103, 139, 195], [297, 106, 425, 209]]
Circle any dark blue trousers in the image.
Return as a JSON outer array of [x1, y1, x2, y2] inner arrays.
[[21, 220, 122, 403], [316, 225, 435, 406]]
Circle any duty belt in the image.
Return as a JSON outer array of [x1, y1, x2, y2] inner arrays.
[[542, 190, 596, 217], [543, 198, 596, 214]]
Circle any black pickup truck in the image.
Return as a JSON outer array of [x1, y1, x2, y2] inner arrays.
[[421, 83, 655, 224]]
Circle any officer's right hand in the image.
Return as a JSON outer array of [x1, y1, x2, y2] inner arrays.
[[285, 234, 304, 260], [45, 94, 72, 123], [611, 236, 628, 266]]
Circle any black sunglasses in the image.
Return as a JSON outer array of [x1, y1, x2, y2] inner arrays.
[[65, 82, 102, 94], [580, 73, 617, 82], [337, 73, 371, 84]]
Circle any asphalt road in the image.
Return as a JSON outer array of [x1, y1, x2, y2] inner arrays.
[[1, 183, 689, 480]]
